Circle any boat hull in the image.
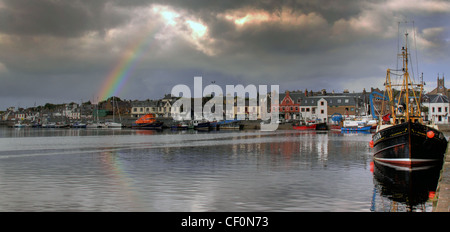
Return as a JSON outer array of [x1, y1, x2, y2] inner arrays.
[[293, 124, 316, 130], [195, 122, 211, 130], [341, 126, 371, 132], [132, 122, 164, 130], [315, 123, 328, 130], [372, 121, 447, 168]]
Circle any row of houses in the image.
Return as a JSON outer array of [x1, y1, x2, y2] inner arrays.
[[276, 89, 367, 123], [2, 103, 94, 121], [130, 94, 260, 120], [3, 81, 450, 124], [129, 89, 370, 123]]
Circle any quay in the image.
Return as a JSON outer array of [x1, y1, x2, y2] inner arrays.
[[433, 145, 450, 212]]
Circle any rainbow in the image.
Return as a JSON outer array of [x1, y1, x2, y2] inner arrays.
[[98, 27, 158, 102]]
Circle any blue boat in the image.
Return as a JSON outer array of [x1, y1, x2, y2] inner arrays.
[[341, 126, 372, 132]]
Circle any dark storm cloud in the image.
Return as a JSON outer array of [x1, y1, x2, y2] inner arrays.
[[0, 0, 449, 110], [0, 0, 129, 37]]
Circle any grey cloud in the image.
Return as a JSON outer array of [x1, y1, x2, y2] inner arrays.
[[0, 0, 131, 37], [0, 0, 449, 110]]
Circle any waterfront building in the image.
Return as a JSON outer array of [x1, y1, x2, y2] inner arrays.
[[422, 74, 450, 124], [278, 91, 300, 121], [278, 90, 366, 123], [234, 97, 259, 120], [423, 94, 450, 124], [157, 94, 177, 118], [131, 100, 158, 118]]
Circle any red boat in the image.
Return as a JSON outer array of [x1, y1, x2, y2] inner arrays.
[[293, 124, 317, 130]]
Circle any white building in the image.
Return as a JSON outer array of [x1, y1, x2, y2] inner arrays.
[[298, 97, 328, 122], [426, 94, 450, 124]]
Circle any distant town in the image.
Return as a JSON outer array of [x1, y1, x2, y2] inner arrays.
[[1, 75, 450, 128]]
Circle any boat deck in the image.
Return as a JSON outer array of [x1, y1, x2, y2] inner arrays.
[[433, 145, 450, 212]]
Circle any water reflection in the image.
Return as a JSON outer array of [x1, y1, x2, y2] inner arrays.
[[371, 161, 442, 212], [0, 127, 375, 211]]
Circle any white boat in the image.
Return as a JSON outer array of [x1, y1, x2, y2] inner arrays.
[[106, 96, 123, 129], [105, 122, 122, 128], [14, 122, 26, 128], [42, 122, 56, 128], [87, 122, 106, 128]]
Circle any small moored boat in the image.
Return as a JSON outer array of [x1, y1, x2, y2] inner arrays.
[[132, 113, 163, 130]]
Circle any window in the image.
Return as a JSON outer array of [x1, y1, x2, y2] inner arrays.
[[432, 107, 435, 113], [133, 108, 137, 112], [345, 99, 349, 103], [301, 108, 305, 112], [140, 108, 143, 112], [306, 108, 310, 112], [321, 101, 324, 106], [446, 107, 448, 112], [321, 109, 324, 114], [337, 99, 341, 103], [438, 107, 442, 112]]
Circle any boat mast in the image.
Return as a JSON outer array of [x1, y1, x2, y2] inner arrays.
[[402, 33, 423, 123], [403, 33, 410, 122], [383, 32, 423, 126]]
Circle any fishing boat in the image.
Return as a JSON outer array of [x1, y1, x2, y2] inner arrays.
[[341, 120, 372, 132], [56, 122, 70, 128], [315, 122, 328, 130], [132, 113, 163, 130], [293, 124, 316, 130], [191, 120, 211, 130], [171, 121, 189, 130], [293, 120, 316, 130], [72, 122, 87, 128], [329, 125, 341, 131], [218, 120, 243, 130], [341, 125, 371, 132], [371, 33, 447, 168]]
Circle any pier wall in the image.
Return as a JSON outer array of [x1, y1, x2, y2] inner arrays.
[[434, 146, 450, 212]]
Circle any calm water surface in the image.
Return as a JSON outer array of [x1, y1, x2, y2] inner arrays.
[[0, 127, 440, 211]]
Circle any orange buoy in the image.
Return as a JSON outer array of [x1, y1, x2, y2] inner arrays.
[[429, 191, 436, 200], [427, 131, 435, 138], [369, 140, 374, 148]]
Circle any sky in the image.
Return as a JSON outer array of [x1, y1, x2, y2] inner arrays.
[[0, 0, 449, 110]]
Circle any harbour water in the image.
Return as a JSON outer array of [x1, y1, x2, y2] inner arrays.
[[0, 127, 441, 211]]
